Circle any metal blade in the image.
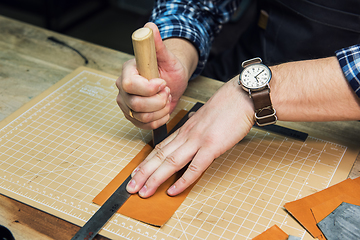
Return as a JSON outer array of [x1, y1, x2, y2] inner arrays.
[[152, 124, 167, 147], [71, 174, 132, 240]]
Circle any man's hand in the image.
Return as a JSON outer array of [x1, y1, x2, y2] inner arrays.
[[126, 77, 255, 197], [116, 22, 198, 130]]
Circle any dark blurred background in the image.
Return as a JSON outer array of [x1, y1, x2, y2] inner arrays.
[[0, 0, 249, 69], [0, 0, 154, 55]]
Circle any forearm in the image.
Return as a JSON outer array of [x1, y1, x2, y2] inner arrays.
[[270, 57, 360, 122]]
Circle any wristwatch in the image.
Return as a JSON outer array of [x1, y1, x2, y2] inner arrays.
[[238, 57, 277, 126]]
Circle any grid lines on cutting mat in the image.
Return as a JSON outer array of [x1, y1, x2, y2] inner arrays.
[[167, 130, 348, 239], [0, 68, 352, 240], [0, 72, 148, 205]]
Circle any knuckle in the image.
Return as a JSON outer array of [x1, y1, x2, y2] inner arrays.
[[138, 112, 153, 124], [164, 155, 178, 167], [187, 163, 201, 174], [154, 145, 166, 160], [147, 175, 160, 188], [137, 167, 147, 177], [148, 121, 158, 130], [178, 176, 187, 185], [128, 97, 141, 112], [121, 77, 132, 92]]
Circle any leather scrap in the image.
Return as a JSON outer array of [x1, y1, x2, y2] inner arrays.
[[284, 177, 360, 240], [310, 194, 360, 223], [252, 225, 288, 240], [93, 110, 201, 227]]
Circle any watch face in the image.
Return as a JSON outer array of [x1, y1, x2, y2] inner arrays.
[[240, 63, 271, 89]]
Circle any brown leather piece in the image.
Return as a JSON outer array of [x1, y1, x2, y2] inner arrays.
[[252, 225, 288, 240], [93, 110, 201, 227], [311, 194, 360, 223], [284, 177, 360, 240]]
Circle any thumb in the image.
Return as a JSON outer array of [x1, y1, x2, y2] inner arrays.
[[144, 22, 170, 64]]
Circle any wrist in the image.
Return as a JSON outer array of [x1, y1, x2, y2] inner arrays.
[[238, 58, 277, 126], [164, 38, 199, 80], [229, 76, 256, 126]]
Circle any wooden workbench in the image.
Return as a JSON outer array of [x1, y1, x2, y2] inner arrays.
[[0, 15, 359, 239]]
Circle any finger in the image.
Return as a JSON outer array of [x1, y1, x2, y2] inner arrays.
[[144, 22, 172, 68], [124, 86, 171, 113], [126, 128, 189, 196], [133, 94, 172, 123], [144, 22, 164, 56], [117, 93, 170, 130], [130, 111, 170, 130], [126, 130, 180, 194], [136, 141, 200, 198], [122, 75, 167, 96], [118, 60, 167, 96], [188, 111, 196, 118], [132, 129, 180, 173], [167, 148, 214, 196]]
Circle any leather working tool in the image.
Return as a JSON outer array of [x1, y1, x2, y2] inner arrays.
[[71, 27, 173, 240], [132, 27, 168, 147]]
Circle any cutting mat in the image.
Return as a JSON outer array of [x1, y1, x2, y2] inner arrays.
[[0, 67, 358, 239]]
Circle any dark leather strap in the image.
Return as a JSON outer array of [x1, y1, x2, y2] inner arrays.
[[251, 87, 277, 126]]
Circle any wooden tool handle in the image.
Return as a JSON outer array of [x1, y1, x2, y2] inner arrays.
[[132, 27, 159, 79], [132, 27, 167, 146]]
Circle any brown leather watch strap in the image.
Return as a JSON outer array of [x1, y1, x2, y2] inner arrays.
[[251, 87, 277, 126]]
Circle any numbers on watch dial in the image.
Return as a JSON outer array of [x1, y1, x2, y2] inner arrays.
[[240, 63, 271, 89]]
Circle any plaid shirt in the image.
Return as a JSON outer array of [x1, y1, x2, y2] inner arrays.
[[150, 0, 240, 78], [336, 45, 360, 97], [150, 0, 360, 97]]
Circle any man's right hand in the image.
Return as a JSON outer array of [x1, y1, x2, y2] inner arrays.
[[116, 22, 199, 130]]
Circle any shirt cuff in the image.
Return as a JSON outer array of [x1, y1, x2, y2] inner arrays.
[[335, 44, 360, 98], [151, 15, 212, 79]]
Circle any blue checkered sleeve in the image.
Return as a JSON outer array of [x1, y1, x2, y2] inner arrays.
[[149, 0, 240, 78], [336, 44, 360, 98]]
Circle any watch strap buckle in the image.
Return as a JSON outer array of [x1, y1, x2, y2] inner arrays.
[[242, 57, 262, 68], [255, 107, 277, 126]]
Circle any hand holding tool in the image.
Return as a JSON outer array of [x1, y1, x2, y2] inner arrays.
[[71, 27, 168, 240], [132, 27, 168, 146]]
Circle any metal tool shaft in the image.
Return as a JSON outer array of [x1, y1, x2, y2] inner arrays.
[[71, 175, 131, 240]]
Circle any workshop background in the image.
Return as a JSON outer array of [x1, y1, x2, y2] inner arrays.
[[0, 0, 154, 55], [0, 0, 247, 62]]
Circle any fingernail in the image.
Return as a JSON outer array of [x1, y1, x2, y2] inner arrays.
[[131, 167, 139, 177], [168, 94, 172, 104], [127, 179, 136, 191], [188, 111, 195, 118], [167, 185, 176, 195], [158, 82, 166, 92], [139, 185, 147, 197]]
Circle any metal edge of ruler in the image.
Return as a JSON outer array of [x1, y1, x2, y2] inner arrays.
[[253, 124, 308, 141]]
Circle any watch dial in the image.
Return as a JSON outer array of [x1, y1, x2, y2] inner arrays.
[[240, 63, 271, 89]]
